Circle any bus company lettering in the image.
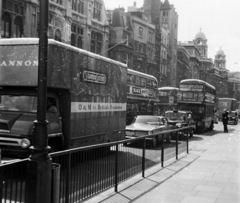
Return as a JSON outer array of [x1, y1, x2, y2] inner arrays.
[[0, 60, 38, 67], [71, 102, 126, 112], [132, 87, 141, 94], [83, 71, 106, 84], [141, 89, 149, 97]]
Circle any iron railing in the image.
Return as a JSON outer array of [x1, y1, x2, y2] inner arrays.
[[49, 127, 190, 203], [0, 126, 191, 203], [0, 159, 28, 203]]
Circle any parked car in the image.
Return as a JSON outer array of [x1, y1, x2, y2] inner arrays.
[[164, 110, 196, 137], [125, 115, 176, 147], [228, 111, 238, 125]]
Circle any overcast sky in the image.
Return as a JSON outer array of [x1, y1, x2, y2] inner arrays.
[[104, 0, 240, 72]]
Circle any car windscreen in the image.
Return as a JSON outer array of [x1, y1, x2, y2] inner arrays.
[[0, 95, 37, 112], [134, 116, 159, 124], [165, 112, 185, 120]]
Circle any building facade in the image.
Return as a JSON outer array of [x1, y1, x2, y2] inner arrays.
[[160, 0, 178, 87], [1, 0, 110, 57]]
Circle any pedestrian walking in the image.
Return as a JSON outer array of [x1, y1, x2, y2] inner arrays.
[[222, 109, 229, 132]]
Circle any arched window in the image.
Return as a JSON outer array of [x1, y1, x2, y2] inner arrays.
[[96, 42, 101, 54], [77, 36, 82, 48], [1, 13, 11, 38], [55, 29, 61, 42], [14, 17, 23, 37], [91, 40, 95, 53], [71, 33, 76, 46]]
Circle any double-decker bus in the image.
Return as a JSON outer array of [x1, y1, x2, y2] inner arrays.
[[126, 69, 158, 125], [177, 79, 216, 133], [158, 87, 179, 115]]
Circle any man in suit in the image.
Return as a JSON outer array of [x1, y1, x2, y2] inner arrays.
[[222, 109, 229, 133]]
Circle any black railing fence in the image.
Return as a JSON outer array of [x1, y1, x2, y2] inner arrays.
[[0, 127, 191, 203], [0, 159, 28, 203]]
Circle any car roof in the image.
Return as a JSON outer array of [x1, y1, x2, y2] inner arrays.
[[165, 110, 191, 114], [136, 115, 166, 118]]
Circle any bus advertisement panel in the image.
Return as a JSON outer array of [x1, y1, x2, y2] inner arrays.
[[126, 69, 158, 125], [158, 87, 179, 115], [177, 79, 216, 133]]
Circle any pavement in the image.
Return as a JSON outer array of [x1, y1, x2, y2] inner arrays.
[[84, 124, 240, 203]]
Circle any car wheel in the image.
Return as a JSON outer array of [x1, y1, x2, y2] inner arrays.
[[152, 136, 158, 148]]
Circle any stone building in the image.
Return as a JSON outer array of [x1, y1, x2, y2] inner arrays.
[[213, 48, 229, 98], [177, 41, 201, 81], [1, 0, 110, 57], [176, 45, 191, 86], [143, 0, 162, 84], [160, 0, 178, 87], [127, 3, 157, 76], [107, 8, 134, 67]]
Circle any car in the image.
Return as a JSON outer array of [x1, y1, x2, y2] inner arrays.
[[228, 111, 238, 125], [164, 110, 196, 137], [125, 115, 175, 147]]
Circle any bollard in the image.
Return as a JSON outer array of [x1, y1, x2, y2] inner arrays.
[[51, 163, 61, 203]]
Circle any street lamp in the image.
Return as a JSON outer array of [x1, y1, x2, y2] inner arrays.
[[26, 1, 52, 203]]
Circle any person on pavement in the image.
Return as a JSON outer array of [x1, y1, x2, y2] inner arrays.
[[222, 109, 229, 133]]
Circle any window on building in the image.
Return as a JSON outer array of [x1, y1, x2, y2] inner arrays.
[[1, 13, 11, 38], [2, 0, 7, 9], [93, 0, 102, 21], [71, 24, 84, 48], [124, 53, 129, 65], [31, 7, 38, 37], [77, 36, 83, 48], [139, 27, 143, 38], [72, 0, 84, 14], [91, 31, 102, 54], [14, 17, 23, 37], [148, 31, 153, 43], [71, 33, 76, 46]]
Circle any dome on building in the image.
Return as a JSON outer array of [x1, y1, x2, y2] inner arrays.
[[195, 29, 206, 40], [216, 48, 225, 56]]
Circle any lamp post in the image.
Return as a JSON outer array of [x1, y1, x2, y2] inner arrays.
[[26, 0, 52, 203]]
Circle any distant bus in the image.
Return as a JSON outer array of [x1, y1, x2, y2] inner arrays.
[[177, 79, 216, 133], [218, 98, 237, 120], [126, 69, 158, 125], [158, 87, 179, 115]]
